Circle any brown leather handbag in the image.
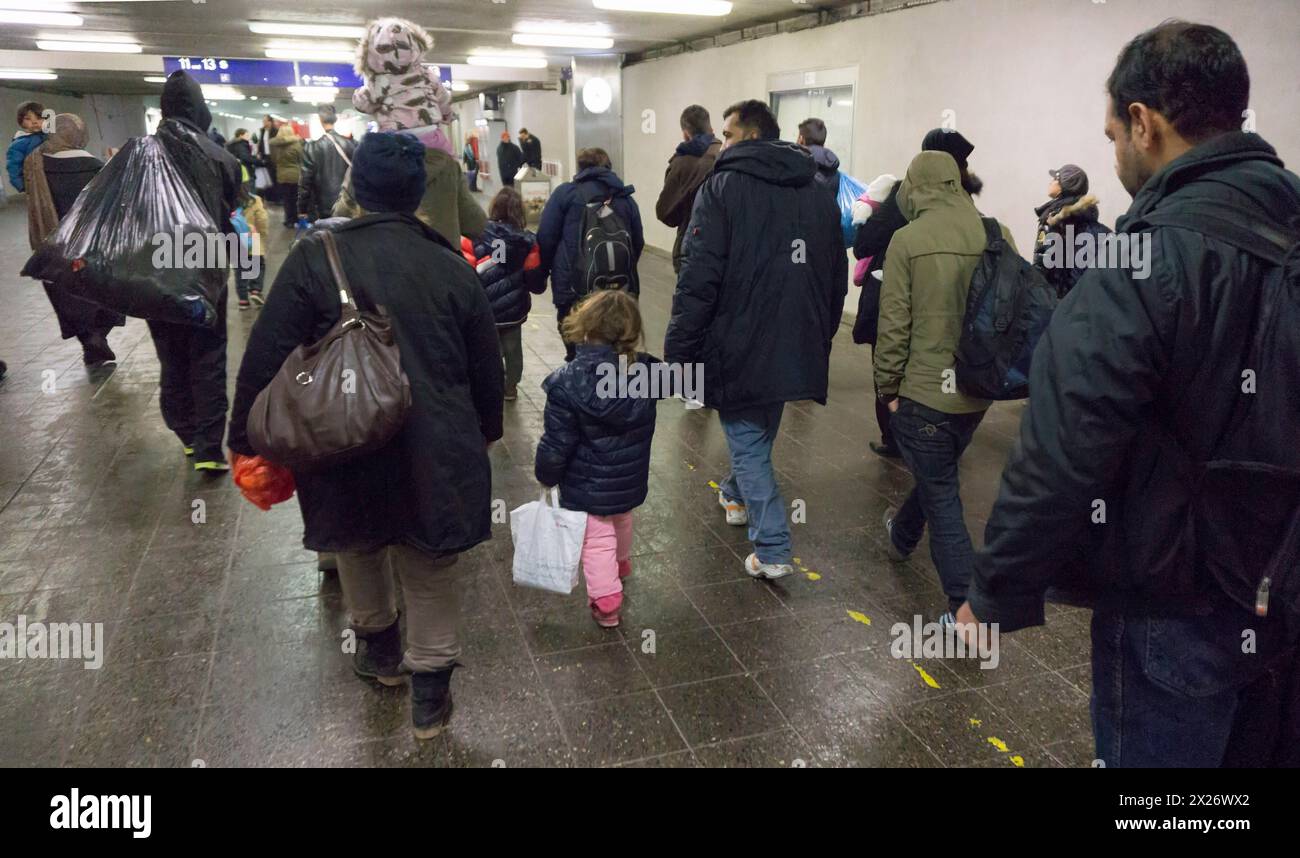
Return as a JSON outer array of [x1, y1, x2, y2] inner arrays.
[[247, 230, 411, 471]]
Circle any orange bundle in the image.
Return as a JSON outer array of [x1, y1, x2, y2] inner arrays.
[[231, 452, 296, 511]]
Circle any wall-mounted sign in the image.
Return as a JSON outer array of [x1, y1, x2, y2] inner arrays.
[[163, 57, 453, 91], [163, 57, 295, 87]]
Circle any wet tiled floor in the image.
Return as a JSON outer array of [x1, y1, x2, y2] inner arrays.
[[0, 199, 1094, 767]]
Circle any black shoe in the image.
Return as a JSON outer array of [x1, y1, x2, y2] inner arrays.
[[79, 333, 116, 367], [411, 667, 455, 739], [870, 441, 903, 459], [0, 359, 7, 381], [353, 621, 404, 687]]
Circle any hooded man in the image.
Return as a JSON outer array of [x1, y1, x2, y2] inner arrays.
[[656, 105, 722, 274], [875, 150, 1018, 628], [665, 99, 846, 581], [150, 70, 240, 472], [852, 127, 982, 459]]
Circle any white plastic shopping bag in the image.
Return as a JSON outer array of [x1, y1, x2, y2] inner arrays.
[[510, 488, 587, 594], [254, 166, 273, 191]]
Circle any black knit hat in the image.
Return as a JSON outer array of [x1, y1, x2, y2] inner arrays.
[[352, 131, 426, 214], [921, 128, 974, 170]]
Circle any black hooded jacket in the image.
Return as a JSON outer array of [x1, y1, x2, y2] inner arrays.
[[807, 144, 841, 199], [156, 71, 240, 235], [971, 132, 1300, 631], [664, 139, 847, 412]]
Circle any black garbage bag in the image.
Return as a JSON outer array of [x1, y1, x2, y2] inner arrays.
[[22, 135, 227, 328]]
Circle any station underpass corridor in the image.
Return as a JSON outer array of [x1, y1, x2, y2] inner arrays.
[[0, 202, 1096, 769]]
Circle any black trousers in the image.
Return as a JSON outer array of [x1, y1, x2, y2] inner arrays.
[[277, 182, 298, 225], [147, 289, 228, 461], [42, 281, 124, 341]]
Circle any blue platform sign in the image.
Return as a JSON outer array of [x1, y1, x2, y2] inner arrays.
[[163, 57, 296, 87], [162, 57, 453, 91]]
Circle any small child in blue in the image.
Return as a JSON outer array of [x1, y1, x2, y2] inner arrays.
[[7, 101, 47, 193], [535, 290, 665, 628]]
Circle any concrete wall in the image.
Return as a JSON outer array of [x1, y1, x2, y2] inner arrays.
[[2, 85, 147, 193], [622, 0, 1300, 280]]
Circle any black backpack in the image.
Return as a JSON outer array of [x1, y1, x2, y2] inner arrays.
[[574, 184, 636, 297], [1133, 204, 1300, 624], [955, 218, 1059, 400]]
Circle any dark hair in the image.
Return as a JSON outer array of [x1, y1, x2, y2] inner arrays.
[[798, 118, 827, 146], [16, 101, 44, 125], [489, 186, 526, 229], [234, 127, 249, 139], [519, 127, 529, 135], [679, 104, 711, 136], [723, 99, 780, 141], [1107, 20, 1249, 142], [577, 147, 611, 170], [317, 104, 337, 125]]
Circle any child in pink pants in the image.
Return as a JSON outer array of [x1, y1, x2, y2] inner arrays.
[[534, 290, 663, 628]]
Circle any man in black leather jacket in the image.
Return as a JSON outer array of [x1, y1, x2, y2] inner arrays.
[[297, 105, 357, 221]]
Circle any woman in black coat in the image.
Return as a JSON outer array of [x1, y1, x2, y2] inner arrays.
[[227, 133, 504, 740], [23, 112, 125, 366]]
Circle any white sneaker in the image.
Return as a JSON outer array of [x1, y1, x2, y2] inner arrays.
[[744, 553, 794, 580], [719, 491, 748, 526], [882, 507, 908, 561]]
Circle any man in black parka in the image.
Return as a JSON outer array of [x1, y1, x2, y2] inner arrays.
[[665, 99, 846, 581], [964, 21, 1300, 768]]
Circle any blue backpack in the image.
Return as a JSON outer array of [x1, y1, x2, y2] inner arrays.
[[954, 217, 1058, 400]]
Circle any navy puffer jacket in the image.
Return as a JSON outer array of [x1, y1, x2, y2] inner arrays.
[[471, 220, 546, 326], [537, 166, 645, 308], [535, 344, 662, 515]]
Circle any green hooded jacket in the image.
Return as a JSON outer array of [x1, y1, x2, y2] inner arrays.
[[874, 151, 1017, 414]]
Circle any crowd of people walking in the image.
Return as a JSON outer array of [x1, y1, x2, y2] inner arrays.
[[5, 17, 1297, 766]]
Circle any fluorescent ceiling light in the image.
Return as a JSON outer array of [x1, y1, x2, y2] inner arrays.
[[265, 46, 355, 62], [512, 33, 614, 49], [593, 0, 732, 15], [201, 85, 245, 100], [37, 39, 142, 53], [0, 68, 58, 80], [0, 10, 83, 26], [451, 81, 469, 92], [248, 21, 365, 38], [142, 75, 167, 83], [288, 86, 338, 103], [467, 54, 548, 69]]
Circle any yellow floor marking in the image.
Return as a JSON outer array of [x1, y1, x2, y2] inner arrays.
[[1009, 755, 1025, 768], [685, 462, 696, 471], [988, 737, 1010, 753], [707, 480, 720, 490], [912, 663, 941, 688], [805, 571, 821, 581], [968, 718, 982, 727], [846, 610, 872, 626]]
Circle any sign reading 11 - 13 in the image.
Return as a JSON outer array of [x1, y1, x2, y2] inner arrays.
[[163, 57, 453, 91]]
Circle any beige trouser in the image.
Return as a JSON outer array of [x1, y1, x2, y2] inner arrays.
[[335, 545, 461, 673]]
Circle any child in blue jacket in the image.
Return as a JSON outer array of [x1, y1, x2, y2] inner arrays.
[[7, 101, 47, 192], [534, 290, 665, 628]]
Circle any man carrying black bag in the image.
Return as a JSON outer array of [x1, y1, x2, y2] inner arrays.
[[151, 71, 241, 472]]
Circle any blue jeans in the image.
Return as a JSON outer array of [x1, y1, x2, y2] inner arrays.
[[719, 403, 792, 565], [1090, 598, 1300, 767], [888, 398, 986, 613]]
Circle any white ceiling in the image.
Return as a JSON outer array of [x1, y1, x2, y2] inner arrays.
[[0, 0, 861, 96]]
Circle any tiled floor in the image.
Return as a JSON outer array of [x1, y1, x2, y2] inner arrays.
[[0, 198, 1095, 767]]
